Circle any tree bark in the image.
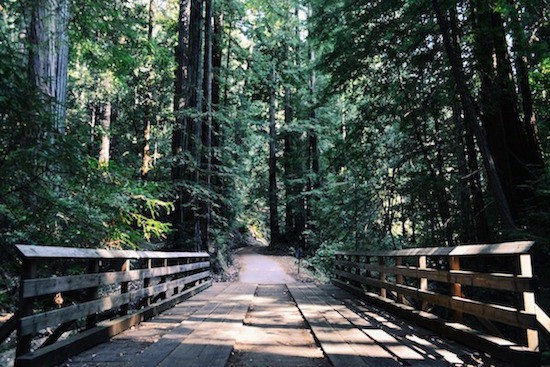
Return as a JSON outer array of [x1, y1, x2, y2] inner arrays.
[[172, 0, 192, 249], [448, 2, 490, 242], [141, 0, 155, 180], [268, 66, 280, 243], [200, 0, 213, 249], [29, 0, 69, 134], [98, 100, 111, 167], [306, 48, 320, 236], [432, 0, 516, 229], [471, 0, 544, 221]]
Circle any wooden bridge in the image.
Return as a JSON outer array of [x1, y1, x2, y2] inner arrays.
[[1, 241, 549, 367]]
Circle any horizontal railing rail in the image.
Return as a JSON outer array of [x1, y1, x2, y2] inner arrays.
[[332, 241, 547, 366], [11, 244, 211, 367]]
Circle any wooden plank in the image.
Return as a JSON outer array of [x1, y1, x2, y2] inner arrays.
[[299, 285, 446, 366], [121, 260, 130, 315], [378, 256, 386, 298], [19, 271, 210, 336], [335, 241, 534, 258], [334, 260, 531, 292], [395, 257, 404, 304], [15, 244, 209, 260], [519, 254, 538, 350], [332, 280, 540, 367], [39, 320, 75, 348], [129, 284, 237, 367], [15, 281, 211, 367], [535, 304, 550, 339], [334, 292, 464, 365], [22, 261, 211, 298], [143, 258, 152, 307], [418, 256, 428, 311], [15, 259, 36, 359], [449, 256, 462, 321], [334, 270, 537, 329], [85, 259, 100, 329], [289, 284, 401, 367], [156, 283, 256, 367], [127, 282, 252, 367]]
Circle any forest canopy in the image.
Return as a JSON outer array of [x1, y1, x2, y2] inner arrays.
[[0, 0, 549, 294]]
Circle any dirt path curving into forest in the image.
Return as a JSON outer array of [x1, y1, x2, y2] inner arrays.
[[235, 246, 298, 284]]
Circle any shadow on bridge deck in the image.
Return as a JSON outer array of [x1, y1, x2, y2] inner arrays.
[[60, 282, 510, 367]]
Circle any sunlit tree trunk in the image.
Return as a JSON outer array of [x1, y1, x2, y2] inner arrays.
[[29, 0, 69, 134], [210, 11, 223, 223], [141, 0, 155, 180], [268, 66, 280, 243], [98, 100, 111, 167]]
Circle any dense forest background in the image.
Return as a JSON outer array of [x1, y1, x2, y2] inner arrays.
[[0, 0, 548, 309]]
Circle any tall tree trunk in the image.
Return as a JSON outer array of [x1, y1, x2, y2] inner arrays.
[[210, 11, 224, 223], [200, 0, 213, 249], [306, 48, 320, 241], [283, 81, 293, 236], [448, 2, 490, 242], [452, 101, 473, 244], [222, 19, 233, 107], [410, 113, 453, 246], [471, 0, 544, 221], [141, 0, 155, 180], [172, 0, 192, 249], [29, 0, 69, 134], [268, 66, 280, 243], [432, 0, 516, 229], [190, 0, 204, 251], [98, 100, 111, 167], [433, 116, 454, 246]]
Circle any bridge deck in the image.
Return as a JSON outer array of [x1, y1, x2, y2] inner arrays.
[[61, 282, 508, 367]]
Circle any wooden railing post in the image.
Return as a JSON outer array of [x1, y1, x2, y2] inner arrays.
[[365, 256, 371, 280], [519, 253, 538, 351], [144, 259, 152, 306], [396, 256, 404, 304], [160, 258, 168, 300], [418, 255, 428, 311], [173, 258, 181, 295], [15, 259, 36, 359], [120, 259, 130, 316], [449, 256, 463, 321], [86, 259, 100, 329], [378, 256, 386, 298], [334, 254, 339, 281]]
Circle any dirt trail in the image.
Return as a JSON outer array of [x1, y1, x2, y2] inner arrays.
[[236, 247, 297, 284]]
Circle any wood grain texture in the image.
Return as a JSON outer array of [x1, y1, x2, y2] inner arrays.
[[15, 244, 209, 260], [334, 260, 532, 292], [335, 241, 534, 257], [334, 269, 536, 329]]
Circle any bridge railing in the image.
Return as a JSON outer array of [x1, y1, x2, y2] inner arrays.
[[333, 241, 548, 366], [10, 245, 211, 367]]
